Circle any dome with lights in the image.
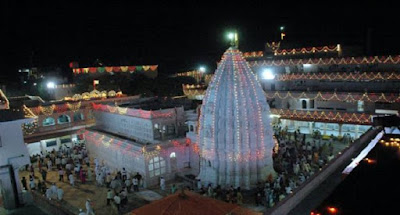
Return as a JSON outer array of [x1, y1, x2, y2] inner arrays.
[[198, 47, 276, 189]]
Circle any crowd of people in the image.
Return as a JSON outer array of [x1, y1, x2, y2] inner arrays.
[[255, 126, 349, 208], [186, 127, 350, 208], [21, 127, 350, 212], [22, 142, 145, 214]]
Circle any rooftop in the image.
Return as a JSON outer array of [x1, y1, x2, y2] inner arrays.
[[0, 109, 25, 122]]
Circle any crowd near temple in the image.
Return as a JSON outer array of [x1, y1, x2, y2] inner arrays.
[[1, 30, 400, 215]]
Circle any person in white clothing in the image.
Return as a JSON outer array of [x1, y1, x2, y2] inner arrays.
[[86, 199, 95, 215], [47, 159, 52, 171], [50, 183, 58, 199], [160, 177, 165, 191], [46, 188, 52, 200], [69, 173, 75, 187], [57, 187, 64, 201], [132, 178, 138, 192], [113, 194, 121, 212]]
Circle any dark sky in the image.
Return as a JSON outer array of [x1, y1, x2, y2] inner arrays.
[[3, 1, 399, 80]]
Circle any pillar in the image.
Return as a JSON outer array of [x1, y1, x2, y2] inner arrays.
[[309, 122, 313, 134], [338, 123, 343, 138], [323, 123, 327, 136], [355, 125, 360, 139]]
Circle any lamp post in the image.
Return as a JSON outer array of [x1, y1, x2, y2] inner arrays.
[[199, 66, 206, 73], [227, 32, 238, 48], [46, 81, 56, 100]]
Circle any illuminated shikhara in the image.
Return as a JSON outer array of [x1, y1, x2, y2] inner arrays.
[[198, 48, 275, 189]]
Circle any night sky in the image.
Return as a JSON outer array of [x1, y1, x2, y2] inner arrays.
[[3, 1, 399, 81]]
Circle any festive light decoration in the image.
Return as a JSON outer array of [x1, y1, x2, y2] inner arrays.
[[23, 105, 37, 118], [182, 84, 207, 98], [0, 89, 10, 109], [380, 138, 400, 149], [277, 71, 400, 81], [198, 48, 275, 189], [68, 90, 122, 101], [26, 102, 83, 116], [73, 65, 158, 74], [66, 102, 82, 112], [176, 70, 213, 87], [183, 86, 398, 103], [243, 51, 264, 58], [22, 119, 38, 135], [40, 105, 55, 116], [274, 45, 340, 56], [250, 55, 400, 66], [243, 44, 340, 58], [22, 105, 38, 135], [266, 91, 400, 103], [270, 108, 372, 125], [91, 103, 175, 119]]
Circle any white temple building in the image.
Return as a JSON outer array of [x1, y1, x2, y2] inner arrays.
[[198, 48, 276, 189]]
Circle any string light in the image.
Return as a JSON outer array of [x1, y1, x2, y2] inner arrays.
[[271, 108, 372, 124], [249, 55, 400, 67], [266, 91, 400, 103], [277, 71, 400, 82], [92, 103, 175, 119]]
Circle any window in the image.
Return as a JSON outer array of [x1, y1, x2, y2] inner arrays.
[[170, 152, 176, 158], [154, 123, 159, 129], [43, 117, 56, 126], [189, 125, 194, 132], [46, 140, 57, 147], [302, 100, 307, 109], [310, 100, 315, 109], [57, 115, 71, 124], [60, 137, 71, 144], [148, 156, 166, 178]]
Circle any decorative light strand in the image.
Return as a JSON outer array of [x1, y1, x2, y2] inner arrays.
[[271, 108, 372, 124], [277, 71, 400, 81], [249, 55, 400, 66]]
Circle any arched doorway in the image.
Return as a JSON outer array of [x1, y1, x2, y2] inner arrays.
[[170, 152, 177, 172]]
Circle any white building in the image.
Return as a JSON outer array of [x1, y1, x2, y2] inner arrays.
[[85, 98, 199, 187], [0, 109, 35, 209]]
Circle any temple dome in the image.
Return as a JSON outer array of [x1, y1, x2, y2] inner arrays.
[[198, 48, 275, 189]]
